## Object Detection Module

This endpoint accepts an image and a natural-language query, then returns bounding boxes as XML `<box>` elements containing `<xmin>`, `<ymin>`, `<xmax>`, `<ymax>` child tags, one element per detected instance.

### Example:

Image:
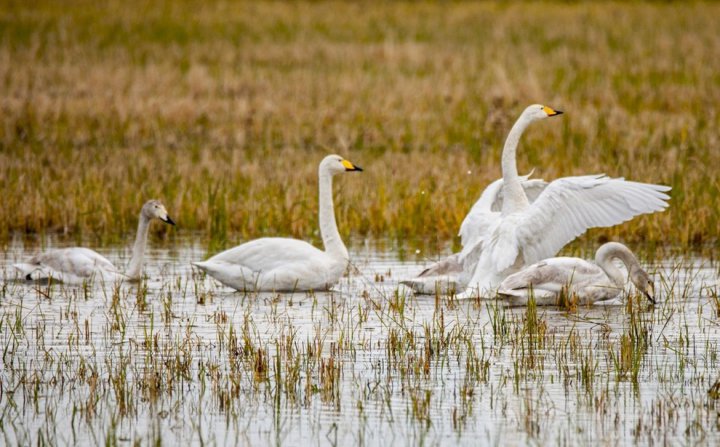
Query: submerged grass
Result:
<box><xmin>0</xmin><ymin>1</ymin><xmax>719</xmax><ymax>249</ymax></box>
<box><xmin>1</xmin><ymin>244</ymin><xmax>718</xmax><ymax>444</ymax></box>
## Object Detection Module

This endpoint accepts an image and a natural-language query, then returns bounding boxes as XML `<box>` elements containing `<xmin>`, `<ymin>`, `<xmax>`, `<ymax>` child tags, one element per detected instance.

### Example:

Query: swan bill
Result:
<box><xmin>542</xmin><ymin>106</ymin><xmax>563</xmax><ymax>116</ymax></box>
<box><xmin>643</xmin><ymin>290</ymin><xmax>657</xmax><ymax>304</ymax></box>
<box><xmin>341</xmin><ymin>160</ymin><xmax>363</xmax><ymax>172</ymax></box>
<box><xmin>162</xmin><ymin>216</ymin><xmax>176</xmax><ymax>225</ymax></box>
<box><xmin>643</xmin><ymin>282</ymin><xmax>656</xmax><ymax>304</ymax></box>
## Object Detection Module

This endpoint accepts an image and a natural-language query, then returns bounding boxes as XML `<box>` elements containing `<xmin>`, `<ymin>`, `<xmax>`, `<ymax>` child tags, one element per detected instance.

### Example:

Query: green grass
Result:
<box><xmin>1</xmin><ymin>1</ymin><xmax>718</xmax><ymax>250</ymax></box>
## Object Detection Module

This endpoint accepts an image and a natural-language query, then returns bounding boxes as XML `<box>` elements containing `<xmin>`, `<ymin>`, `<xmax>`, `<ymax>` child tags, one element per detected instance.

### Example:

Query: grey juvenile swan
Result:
<box><xmin>497</xmin><ymin>242</ymin><xmax>656</xmax><ymax>306</ymax></box>
<box><xmin>14</xmin><ymin>200</ymin><xmax>175</xmax><ymax>284</ymax></box>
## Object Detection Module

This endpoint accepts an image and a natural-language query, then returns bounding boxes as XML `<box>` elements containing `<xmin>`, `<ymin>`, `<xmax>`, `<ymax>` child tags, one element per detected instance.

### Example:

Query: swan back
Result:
<box><xmin>15</xmin><ymin>248</ymin><xmax>121</xmax><ymax>283</ymax></box>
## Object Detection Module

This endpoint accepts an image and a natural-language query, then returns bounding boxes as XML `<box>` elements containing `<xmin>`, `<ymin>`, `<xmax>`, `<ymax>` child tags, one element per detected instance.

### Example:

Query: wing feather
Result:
<box><xmin>511</xmin><ymin>174</ymin><xmax>670</xmax><ymax>269</ymax></box>
<box><xmin>458</xmin><ymin>176</ymin><xmax>548</xmax><ymax>267</ymax></box>
<box><xmin>29</xmin><ymin>248</ymin><xmax>119</xmax><ymax>279</ymax></box>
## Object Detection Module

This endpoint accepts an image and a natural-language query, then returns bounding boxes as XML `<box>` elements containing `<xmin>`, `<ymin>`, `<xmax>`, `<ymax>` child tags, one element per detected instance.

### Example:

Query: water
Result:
<box><xmin>1</xmin><ymin>236</ymin><xmax>719</xmax><ymax>446</ymax></box>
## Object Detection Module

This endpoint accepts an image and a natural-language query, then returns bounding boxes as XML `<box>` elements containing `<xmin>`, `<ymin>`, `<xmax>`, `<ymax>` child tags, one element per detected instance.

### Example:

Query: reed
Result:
<box><xmin>1</xmin><ymin>1</ymin><xmax>718</xmax><ymax>253</ymax></box>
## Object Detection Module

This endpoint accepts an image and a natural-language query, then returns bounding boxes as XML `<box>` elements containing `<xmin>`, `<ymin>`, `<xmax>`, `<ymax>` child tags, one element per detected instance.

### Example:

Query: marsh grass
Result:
<box><xmin>1</xmin><ymin>1</ymin><xmax>719</xmax><ymax>251</ymax></box>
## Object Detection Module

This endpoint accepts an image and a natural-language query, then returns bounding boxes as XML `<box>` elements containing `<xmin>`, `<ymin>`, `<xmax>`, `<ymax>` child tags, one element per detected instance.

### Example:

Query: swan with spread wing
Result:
<box><xmin>457</xmin><ymin>104</ymin><xmax>670</xmax><ymax>297</ymax></box>
<box><xmin>402</xmin><ymin>104</ymin><xmax>670</xmax><ymax>297</ymax></box>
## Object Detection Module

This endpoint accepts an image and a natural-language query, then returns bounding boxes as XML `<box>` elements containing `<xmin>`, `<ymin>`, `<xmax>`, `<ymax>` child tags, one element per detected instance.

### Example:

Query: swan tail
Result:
<box><xmin>192</xmin><ymin>261</ymin><xmax>230</xmax><ymax>278</ymax></box>
<box><xmin>191</xmin><ymin>261</ymin><xmax>210</xmax><ymax>272</ymax></box>
<box><xmin>416</xmin><ymin>255</ymin><xmax>463</xmax><ymax>277</ymax></box>
<box><xmin>13</xmin><ymin>263</ymin><xmax>43</xmax><ymax>280</ymax></box>
<box><xmin>400</xmin><ymin>277</ymin><xmax>463</xmax><ymax>295</ymax></box>
<box><xmin>192</xmin><ymin>260</ymin><xmax>259</xmax><ymax>291</ymax></box>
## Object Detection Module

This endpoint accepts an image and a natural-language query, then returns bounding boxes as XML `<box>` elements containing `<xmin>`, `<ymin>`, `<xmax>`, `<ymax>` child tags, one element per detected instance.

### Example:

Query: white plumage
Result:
<box><xmin>193</xmin><ymin>154</ymin><xmax>362</xmax><ymax>292</ymax></box>
<box><xmin>404</xmin><ymin>104</ymin><xmax>670</xmax><ymax>297</ymax></box>
<box><xmin>400</xmin><ymin>174</ymin><xmax>545</xmax><ymax>294</ymax></box>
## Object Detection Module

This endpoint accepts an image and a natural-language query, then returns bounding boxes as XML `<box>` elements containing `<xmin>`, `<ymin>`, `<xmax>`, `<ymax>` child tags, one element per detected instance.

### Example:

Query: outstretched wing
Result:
<box><xmin>491</xmin><ymin>174</ymin><xmax>670</xmax><ymax>272</ymax></box>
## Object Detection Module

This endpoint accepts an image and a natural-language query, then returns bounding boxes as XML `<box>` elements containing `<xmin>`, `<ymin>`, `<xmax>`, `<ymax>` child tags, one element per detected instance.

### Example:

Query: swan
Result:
<box><xmin>455</xmin><ymin>104</ymin><xmax>671</xmax><ymax>298</ymax></box>
<box><xmin>400</xmin><ymin>173</ymin><xmax>547</xmax><ymax>294</ymax></box>
<box><xmin>14</xmin><ymin>200</ymin><xmax>175</xmax><ymax>284</ymax></box>
<box><xmin>497</xmin><ymin>242</ymin><xmax>656</xmax><ymax>306</ymax></box>
<box><xmin>192</xmin><ymin>154</ymin><xmax>362</xmax><ymax>292</ymax></box>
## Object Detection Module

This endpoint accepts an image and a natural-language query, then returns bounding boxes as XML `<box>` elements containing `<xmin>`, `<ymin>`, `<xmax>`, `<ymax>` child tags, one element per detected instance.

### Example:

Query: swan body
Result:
<box><xmin>193</xmin><ymin>154</ymin><xmax>362</xmax><ymax>292</ymax></box>
<box><xmin>497</xmin><ymin>242</ymin><xmax>656</xmax><ymax>306</ymax></box>
<box><xmin>401</xmin><ymin>174</ymin><xmax>546</xmax><ymax>294</ymax></box>
<box><xmin>193</xmin><ymin>238</ymin><xmax>347</xmax><ymax>292</ymax></box>
<box><xmin>14</xmin><ymin>200</ymin><xmax>175</xmax><ymax>284</ymax></box>
<box><xmin>14</xmin><ymin>248</ymin><xmax>123</xmax><ymax>284</ymax></box>
<box><xmin>400</xmin><ymin>253</ymin><xmax>463</xmax><ymax>295</ymax></box>
<box><xmin>457</xmin><ymin>105</ymin><xmax>671</xmax><ymax>298</ymax></box>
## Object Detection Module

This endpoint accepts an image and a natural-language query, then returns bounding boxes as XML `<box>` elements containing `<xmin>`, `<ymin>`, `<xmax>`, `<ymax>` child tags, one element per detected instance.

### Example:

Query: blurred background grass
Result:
<box><xmin>1</xmin><ymin>1</ymin><xmax>718</xmax><ymax>253</ymax></box>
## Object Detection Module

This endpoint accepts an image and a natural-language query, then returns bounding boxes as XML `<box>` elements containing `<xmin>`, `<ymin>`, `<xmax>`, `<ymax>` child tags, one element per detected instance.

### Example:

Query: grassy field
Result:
<box><xmin>1</xmin><ymin>1</ymin><xmax>718</xmax><ymax>251</ymax></box>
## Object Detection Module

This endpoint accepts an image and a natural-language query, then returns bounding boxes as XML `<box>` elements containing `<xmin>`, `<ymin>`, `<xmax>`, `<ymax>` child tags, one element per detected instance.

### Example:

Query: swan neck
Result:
<box><xmin>126</xmin><ymin>213</ymin><xmax>151</xmax><ymax>280</ymax></box>
<box><xmin>501</xmin><ymin>115</ymin><xmax>532</xmax><ymax>213</ymax></box>
<box><xmin>318</xmin><ymin>170</ymin><xmax>348</xmax><ymax>260</ymax></box>
<box><xmin>596</xmin><ymin>243</ymin><xmax>638</xmax><ymax>287</ymax></box>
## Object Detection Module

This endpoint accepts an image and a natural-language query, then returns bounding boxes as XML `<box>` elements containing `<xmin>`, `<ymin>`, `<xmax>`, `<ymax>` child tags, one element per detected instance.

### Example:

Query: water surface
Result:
<box><xmin>1</xmin><ymin>237</ymin><xmax>719</xmax><ymax>446</ymax></box>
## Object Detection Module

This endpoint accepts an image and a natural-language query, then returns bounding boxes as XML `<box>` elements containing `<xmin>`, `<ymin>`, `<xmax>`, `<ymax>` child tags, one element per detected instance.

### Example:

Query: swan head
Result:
<box><xmin>321</xmin><ymin>154</ymin><xmax>363</xmax><ymax>176</ymax></box>
<box><xmin>629</xmin><ymin>266</ymin><xmax>656</xmax><ymax>304</ymax></box>
<box><xmin>142</xmin><ymin>200</ymin><xmax>176</xmax><ymax>225</ymax></box>
<box><xmin>522</xmin><ymin>104</ymin><xmax>563</xmax><ymax>122</ymax></box>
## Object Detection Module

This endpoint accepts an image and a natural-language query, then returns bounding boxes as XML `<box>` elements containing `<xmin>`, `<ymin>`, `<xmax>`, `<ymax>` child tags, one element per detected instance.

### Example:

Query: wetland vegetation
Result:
<box><xmin>1</xmin><ymin>241</ymin><xmax>719</xmax><ymax>444</ymax></box>
<box><xmin>1</xmin><ymin>1</ymin><xmax>719</xmax><ymax>248</ymax></box>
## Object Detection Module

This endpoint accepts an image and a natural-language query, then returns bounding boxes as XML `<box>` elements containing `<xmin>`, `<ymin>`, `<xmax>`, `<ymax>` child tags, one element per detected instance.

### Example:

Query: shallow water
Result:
<box><xmin>1</xmin><ymin>236</ymin><xmax>719</xmax><ymax>446</ymax></box>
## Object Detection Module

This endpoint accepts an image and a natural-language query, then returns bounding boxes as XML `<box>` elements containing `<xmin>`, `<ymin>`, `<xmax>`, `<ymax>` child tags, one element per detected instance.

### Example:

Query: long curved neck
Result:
<box><xmin>501</xmin><ymin>114</ymin><xmax>533</xmax><ymax>214</ymax></box>
<box><xmin>318</xmin><ymin>170</ymin><xmax>349</xmax><ymax>261</ymax></box>
<box><xmin>125</xmin><ymin>213</ymin><xmax>151</xmax><ymax>280</ymax></box>
<box><xmin>595</xmin><ymin>243</ymin><xmax>638</xmax><ymax>288</ymax></box>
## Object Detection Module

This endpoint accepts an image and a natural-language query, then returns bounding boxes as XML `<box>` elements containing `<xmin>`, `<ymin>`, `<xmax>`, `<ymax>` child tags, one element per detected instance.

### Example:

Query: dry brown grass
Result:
<box><xmin>1</xmin><ymin>1</ymin><xmax>718</xmax><ymax>250</ymax></box>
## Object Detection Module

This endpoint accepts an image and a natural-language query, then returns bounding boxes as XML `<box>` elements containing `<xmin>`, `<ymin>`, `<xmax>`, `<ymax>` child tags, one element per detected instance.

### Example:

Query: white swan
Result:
<box><xmin>497</xmin><ymin>242</ymin><xmax>656</xmax><ymax>306</ymax></box>
<box><xmin>455</xmin><ymin>104</ymin><xmax>671</xmax><ymax>298</ymax></box>
<box><xmin>400</xmin><ymin>173</ymin><xmax>547</xmax><ymax>294</ymax></box>
<box><xmin>14</xmin><ymin>200</ymin><xmax>175</xmax><ymax>284</ymax></box>
<box><xmin>193</xmin><ymin>154</ymin><xmax>362</xmax><ymax>292</ymax></box>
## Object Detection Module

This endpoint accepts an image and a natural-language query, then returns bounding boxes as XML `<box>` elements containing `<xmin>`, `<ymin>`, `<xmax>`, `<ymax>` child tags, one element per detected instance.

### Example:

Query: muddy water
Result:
<box><xmin>1</xmin><ymin>236</ymin><xmax>719</xmax><ymax>445</ymax></box>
